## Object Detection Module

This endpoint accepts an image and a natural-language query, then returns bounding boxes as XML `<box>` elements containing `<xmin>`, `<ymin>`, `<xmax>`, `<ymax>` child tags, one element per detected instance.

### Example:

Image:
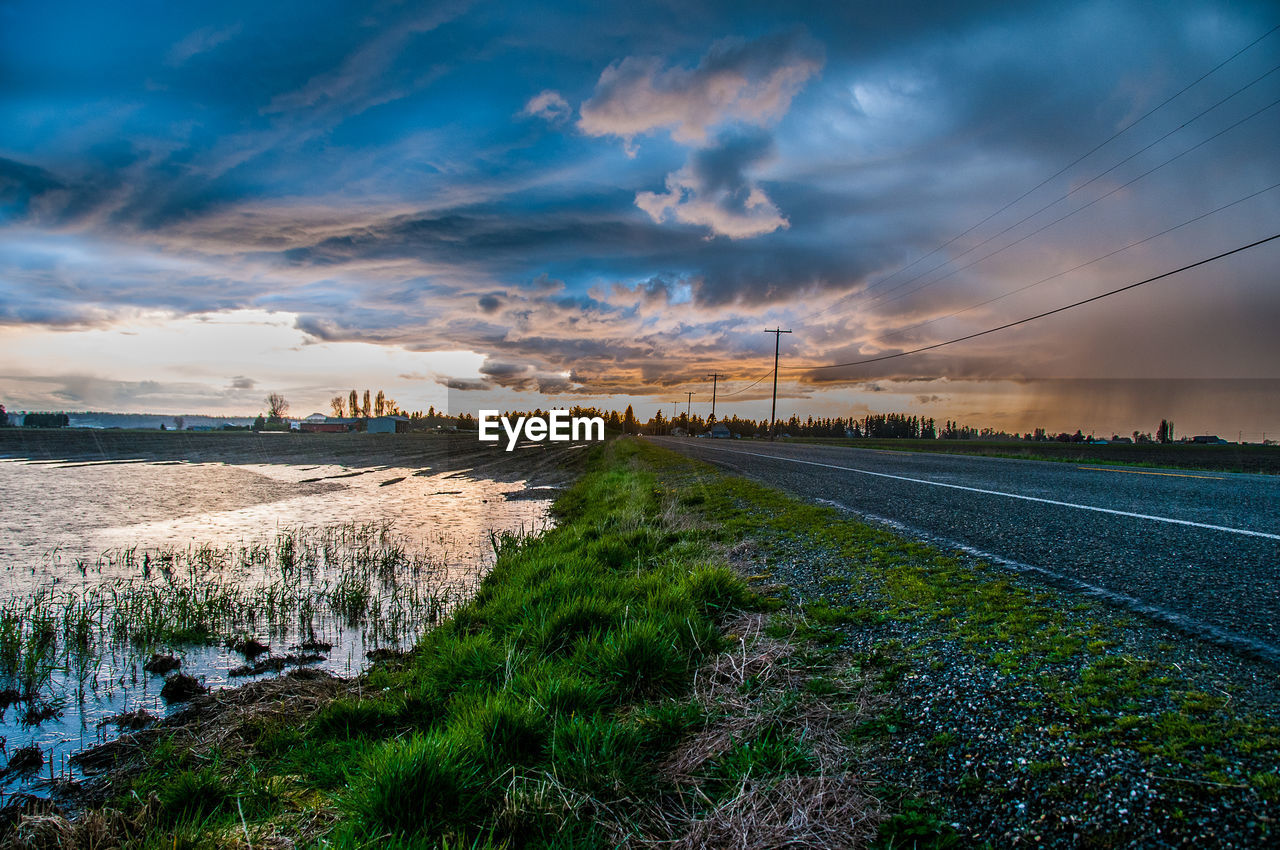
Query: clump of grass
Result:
<box><xmin>158</xmin><ymin>766</ymin><xmax>229</xmax><ymax>822</ymax></box>
<box><xmin>598</xmin><ymin>618</ymin><xmax>689</xmax><ymax>700</ymax></box>
<box><xmin>344</xmin><ymin>732</ymin><xmax>497</xmax><ymax>840</ymax></box>
<box><xmin>96</xmin><ymin>440</ymin><xmax>756</xmax><ymax>846</ymax></box>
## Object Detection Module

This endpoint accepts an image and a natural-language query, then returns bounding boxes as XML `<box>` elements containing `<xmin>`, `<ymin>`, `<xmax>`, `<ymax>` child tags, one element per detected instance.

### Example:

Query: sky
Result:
<box><xmin>1</xmin><ymin>0</ymin><xmax>1278</xmax><ymax>437</ymax></box>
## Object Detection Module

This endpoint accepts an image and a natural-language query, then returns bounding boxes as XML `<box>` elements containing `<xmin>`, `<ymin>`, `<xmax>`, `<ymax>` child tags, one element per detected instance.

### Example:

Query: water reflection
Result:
<box><xmin>0</xmin><ymin>457</ymin><xmax>551</xmax><ymax>796</ymax></box>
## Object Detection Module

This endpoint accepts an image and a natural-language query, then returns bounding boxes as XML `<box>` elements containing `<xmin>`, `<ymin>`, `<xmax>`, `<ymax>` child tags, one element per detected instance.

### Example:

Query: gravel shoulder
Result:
<box><xmin>647</xmin><ymin>441</ymin><xmax>1280</xmax><ymax>847</ymax></box>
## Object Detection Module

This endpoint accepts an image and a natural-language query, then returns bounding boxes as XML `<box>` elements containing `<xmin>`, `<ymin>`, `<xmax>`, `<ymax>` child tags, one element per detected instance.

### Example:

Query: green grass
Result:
<box><xmin>48</xmin><ymin>436</ymin><xmax>1280</xmax><ymax>848</ymax></box>
<box><xmin>102</xmin><ymin>439</ymin><xmax>755</xmax><ymax>847</ymax></box>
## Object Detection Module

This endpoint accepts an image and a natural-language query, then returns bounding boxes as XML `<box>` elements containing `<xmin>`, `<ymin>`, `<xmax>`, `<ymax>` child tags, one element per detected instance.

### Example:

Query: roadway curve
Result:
<box><xmin>652</xmin><ymin>437</ymin><xmax>1280</xmax><ymax>661</ymax></box>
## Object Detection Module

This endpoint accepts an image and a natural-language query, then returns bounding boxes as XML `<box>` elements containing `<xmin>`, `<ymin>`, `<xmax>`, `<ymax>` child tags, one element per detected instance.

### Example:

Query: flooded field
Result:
<box><xmin>0</xmin><ymin>432</ymin><xmax>567</xmax><ymax>797</ymax></box>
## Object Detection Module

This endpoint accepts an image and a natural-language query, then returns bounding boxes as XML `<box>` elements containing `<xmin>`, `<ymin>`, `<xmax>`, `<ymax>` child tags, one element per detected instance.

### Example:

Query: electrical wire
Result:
<box><xmin>717</xmin><ymin>371</ymin><xmax>774</xmax><ymax>397</ymax></box>
<box><xmin>801</xmin><ymin>22</ymin><xmax>1280</xmax><ymax>322</ymax></box>
<box><xmin>865</xmin><ymin>180</ymin><xmax>1280</xmax><ymax>345</ymax></box>
<box><xmin>855</xmin><ymin>73</ymin><xmax>1280</xmax><ymax>313</ymax></box>
<box><xmin>800</xmin><ymin>231</ymin><xmax>1280</xmax><ymax>372</ymax></box>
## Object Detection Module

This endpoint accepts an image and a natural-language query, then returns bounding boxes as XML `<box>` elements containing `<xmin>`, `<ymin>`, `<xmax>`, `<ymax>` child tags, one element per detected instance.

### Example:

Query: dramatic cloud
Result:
<box><xmin>636</xmin><ymin>130</ymin><xmax>788</xmax><ymax>238</ymax></box>
<box><xmin>0</xmin><ymin>0</ymin><xmax>1276</xmax><ymax>433</ymax></box>
<box><xmin>578</xmin><ymin>30</ymin><xmax>823</xmax><ymax>146</ymax></box>
<box><xmin>578</xmin><ymin>31</ymin><xmax>821</xmax><ymax>237</ymax></box>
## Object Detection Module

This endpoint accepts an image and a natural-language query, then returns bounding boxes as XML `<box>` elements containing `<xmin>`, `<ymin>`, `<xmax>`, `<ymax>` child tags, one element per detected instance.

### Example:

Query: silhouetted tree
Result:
<box><xmin>266</xmin><ymin>393</ymin><xmax>289</xmax><ymax>420</ymax></box>
<box><xmin>349</xmin><ymin>390</ymin><xmax>359</xmax><ymax>418</ymax></box>
<box><xmin>362</xmin><ymin>390</ymin><xmax>372</xmax><ymax>418</ymax></box>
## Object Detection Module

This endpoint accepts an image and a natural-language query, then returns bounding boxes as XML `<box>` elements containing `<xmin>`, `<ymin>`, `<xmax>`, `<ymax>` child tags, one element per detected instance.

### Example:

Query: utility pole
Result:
<box><xmin>763</xmin><ymin>328</ymin><xmax>792</xmax><ymax>440</ymax></box>
<box><xmin>707</xmin><ymin>373</ymin><xmax>723</xmax><ymax>421</ymax></box>
<box><xmin>684</xmin><ymin>392</ymin><xmax>695</xmax><ymax>428</ymax></box>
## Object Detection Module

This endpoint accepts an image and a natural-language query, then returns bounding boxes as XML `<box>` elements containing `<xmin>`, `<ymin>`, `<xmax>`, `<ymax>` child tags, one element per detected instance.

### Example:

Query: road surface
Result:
<box><xmin>653</xmin><ymin>437</ymin><xmax>1280</xmax><ymax>661</ymax></box>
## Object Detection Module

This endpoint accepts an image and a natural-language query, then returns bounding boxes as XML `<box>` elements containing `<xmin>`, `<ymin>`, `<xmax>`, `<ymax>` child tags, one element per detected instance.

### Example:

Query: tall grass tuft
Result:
<box><xmin>346</xmin><ymin>732</ymin><xmax>496</xmax><ymax>840</ymax></box>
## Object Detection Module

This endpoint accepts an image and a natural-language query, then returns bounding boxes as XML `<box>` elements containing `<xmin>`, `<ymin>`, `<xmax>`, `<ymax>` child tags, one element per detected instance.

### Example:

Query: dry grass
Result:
<box><xmin>0</xmin><ymin>793</ymin><xmax>158</xmax><ymax>850</ymax></box>
<box><xmin>668</xmin><ymin>613</ymin><xmax>876</xmax><ymax>782</ymax></box>
<box><xmin>648</xmin><ymin>613</ymin><xmax>884</xmax><ymax>849</ymax></box>
<box><xmin>671</xmin><ymin>774</ymin><xmax>880</xmax><ymax>850</ymax></box>
<box><xmin>74</xmin><ymin>671</ymin><xmax>353</xmax><ymax>780</ymax></box>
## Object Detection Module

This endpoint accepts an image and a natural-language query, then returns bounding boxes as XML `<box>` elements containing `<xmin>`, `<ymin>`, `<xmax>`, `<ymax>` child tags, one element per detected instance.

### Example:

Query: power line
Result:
<box><xmin>718</xmin><ymin>371</ymin><xmax>774</xmax><ymax>397</ymax></box>
<box><xmin>856</xmin><ymin>72</ymin><xmax>1280</xmax><ymax>314</ymax></box>
<box><xmin>801</xmin><ymin>232</ymin><xmax>1280</xmax><ymax>372</ymax></box>
<box><xmin>862</xmin><ymin>92</ymin><xmax>1280</xmax><ymax>317</ymax></box>
<box><xmin>802</xmin><ymin>22</ymin><xmax>1280</xmax><ymax>323</ymax></box>
<box><xmin>865</xmin><ymin>180</ymin><xmax>1280</xmax><ymax>346</ymax></box>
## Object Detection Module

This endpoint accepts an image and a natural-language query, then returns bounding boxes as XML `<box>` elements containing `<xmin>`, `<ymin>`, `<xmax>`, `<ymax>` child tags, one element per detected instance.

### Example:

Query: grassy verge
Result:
<box><xmin>24</xmin><ymin>439</ymin><xmax>777</xmax><ymax>847</ymax></box>
<box><xmin>13</xmin><ymin>438</ymin><xmax>1278</xmax><ymax>847</ymax></box>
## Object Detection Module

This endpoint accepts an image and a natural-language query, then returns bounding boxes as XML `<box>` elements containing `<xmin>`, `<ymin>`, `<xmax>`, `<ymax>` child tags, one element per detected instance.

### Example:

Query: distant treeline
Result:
<box><xmin>0</xmin><ymin>400</ymin><xmax>1216</xmax><ymax>447</ymax></box>
<box><xmin>642</xmin><ymin>411</ymin><xmax>944</xmax><ymax>439</ymax></box>
<box><xmin>4</xmin><ymin>411</ymin><xmax>70</xmax><ymax>428</ymax></box>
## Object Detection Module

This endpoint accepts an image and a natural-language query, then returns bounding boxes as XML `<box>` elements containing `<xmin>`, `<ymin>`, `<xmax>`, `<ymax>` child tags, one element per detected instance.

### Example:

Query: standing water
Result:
<box><xmin>0</xmin><ymin>444</ymin><xmax>555</xmax><ymax>796</ymax></box>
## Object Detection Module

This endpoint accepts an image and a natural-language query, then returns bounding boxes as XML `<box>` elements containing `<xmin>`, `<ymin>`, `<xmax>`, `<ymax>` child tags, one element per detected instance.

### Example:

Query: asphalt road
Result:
<box><xmin>653</xmin><ymin>437</ymin><xmax>1280</xmax><ymax>660</ymax></box>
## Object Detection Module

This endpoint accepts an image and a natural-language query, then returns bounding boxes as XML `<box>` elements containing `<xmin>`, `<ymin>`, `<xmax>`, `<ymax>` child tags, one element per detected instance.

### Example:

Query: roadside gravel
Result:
<box><xmin>656</xmin><ymin>451</ymin><xmax>1280</xmax><ymax>848</ymax></box>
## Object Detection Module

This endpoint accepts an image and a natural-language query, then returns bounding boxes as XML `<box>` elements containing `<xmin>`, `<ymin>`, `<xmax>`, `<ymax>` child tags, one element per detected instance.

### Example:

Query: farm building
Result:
<box><xmin>301</xmin><ymin>417</ymin><xmax>359</xmax><ymax>433</ymax></box>
<box><xmin>367</xmin><ymin>415</ymin><xmax>410</xmax><ymax>434</ymax></box>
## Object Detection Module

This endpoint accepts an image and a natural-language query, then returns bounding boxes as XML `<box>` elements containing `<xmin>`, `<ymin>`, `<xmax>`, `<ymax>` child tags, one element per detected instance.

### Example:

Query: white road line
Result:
<box><xmin>686</xmin><ymin>443</ymin><xmax>1280</xmax><ymax>541</ymax></box>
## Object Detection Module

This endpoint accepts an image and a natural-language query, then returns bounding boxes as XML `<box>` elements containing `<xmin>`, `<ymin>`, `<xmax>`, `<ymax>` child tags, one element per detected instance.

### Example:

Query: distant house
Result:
<box><xmin>671</xmin><ymin>426</ymin><xmax>688</xmax><ymax>437</ymax></box>
<box><xmin>1191</xmin><ymin>435</ymin><xmax>1228</xmax><ymax>445</ymax></box>
<box><xmin>303</xmin><ymin>413</ymin><xmax>328</xmax><ymax>422</ymax></box>
<box><xmin>1110</xmin><ymin>436</ymin><xmax>1133</xmax><ymax>444</ymax></box>
<box><xmin>710</xmin><ymin>422</ymin><xmax>732</xmax><ymax>439</ymax></box>
<box><xmin>367</xmin><ymin>415</ymin><xmax>410</xmax><ymax>434</ymax></box>
<box><xmin>301</xmin><ymin>417</ymin><xmax>359</xmax><ymax>433</ymax></box>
